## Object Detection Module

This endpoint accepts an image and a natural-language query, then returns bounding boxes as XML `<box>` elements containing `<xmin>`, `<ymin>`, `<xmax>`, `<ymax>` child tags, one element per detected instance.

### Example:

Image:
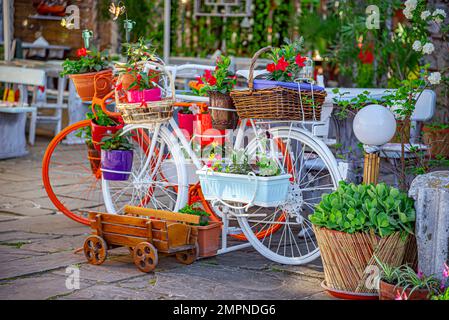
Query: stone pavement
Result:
<box><xmin>0</xmin><ymin>138</ymin><xmax>332</xmax><ymax>300</ymax></box>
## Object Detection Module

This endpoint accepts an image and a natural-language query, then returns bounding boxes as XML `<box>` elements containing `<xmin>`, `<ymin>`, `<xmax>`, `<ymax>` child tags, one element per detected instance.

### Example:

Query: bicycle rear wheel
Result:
<box><xmin>42</xmin><ymin>120</ymin><xmax>104</xmax><ymax>225</ymax></box>
<box><xmin>235</xmin><ymin>127</ymin><xmax>342</xmax><ymax>264</ymax></box>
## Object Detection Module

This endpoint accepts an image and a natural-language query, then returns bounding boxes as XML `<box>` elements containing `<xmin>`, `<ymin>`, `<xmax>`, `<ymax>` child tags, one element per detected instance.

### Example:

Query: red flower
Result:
<box><xmin>204</xmin><ymin>70</ymin><xmax>213</xmax><ymax>80</ymax></box>
<box><xmin>295</xmin><ymin>54</ymin><xmax>307</xmax><ymax>67</ymax></box>
<box><xmin>208</xmin><ymin>76</ymin><xmax>217</xmax><ymax>86</ymax></box>
<box><xmin>267</xmin><ymin>63</ymin><xmax>276</xmax><ymax>73</ymax></box>
<box><xmin>76</xmin><ymin>47</ymin><xmax>87</xmax><ymax>57</ymax></box>
<box><xmin>196</xmin><ymin>76</ymin><xmax>204</xmax><ymax>85</ymax></box>
<box><xmin>136</xmin><ymin>73</ymin><xmax>142</xmax><ymax>82</ymax></box>
<box><xmin>275</xmin><ymin>57</ymin><xmax>289</xmax><ymax>72</ymax></box>
<box><xmin>115</xmin><ymin>82</ymin><xmax>123</xmax><ymax>91</ymax></box>
<box><xmin>358</xmin><ymin>48</ymin><xmax>374</xmax><ymax>64</ymax></box>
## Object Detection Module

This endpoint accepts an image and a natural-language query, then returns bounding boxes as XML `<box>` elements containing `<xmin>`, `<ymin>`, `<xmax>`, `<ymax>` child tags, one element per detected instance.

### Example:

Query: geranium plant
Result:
<box><xmin>198</xmin><ymin>55</ymin><xmax>236</xmax><ymax>95</ymax></box>
<box><xmin>124</xmin><ymin>69</ymin><xmax>158</xmax><ymax>91</ymax></box>
<box><xmin>60</xmin><ymin>47</ymin><xmax>110</xmax><ymax>76</ymax></box>
<box><xmin>265</xmin><ymin>37</ymin><xmax>307</xmax><ymax>82</ymax></box>
<box><xmin>179</xmin><ymin>203</ymin><xmax>210</xmax><ymax>226</ymax></box>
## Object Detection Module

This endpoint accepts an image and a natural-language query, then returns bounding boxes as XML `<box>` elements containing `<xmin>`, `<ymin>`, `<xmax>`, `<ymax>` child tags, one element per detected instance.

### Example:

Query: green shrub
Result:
<box><xmin>309</xmin><ymin>182</ymin><xmax>415</xmax><ymax>237</ymax></box>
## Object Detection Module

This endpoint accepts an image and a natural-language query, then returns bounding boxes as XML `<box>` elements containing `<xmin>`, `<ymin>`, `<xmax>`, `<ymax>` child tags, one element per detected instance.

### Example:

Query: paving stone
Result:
<box><xmin>20</xmin><ymin>234</ymin><xmax>87</xmax><ymax>253</ymax></box>
<box><xmin>0</xmin><ymin>246</ymin><xmax>47</xmax><ymax>263</ymax></box>
<box><xmin>0</xmin><ymin>251</ymin><xmax>85</xmax><ymax>280</ymax></box>
<box><xmin>0</xmin><ymin>214</ymin><xmax>88</xmax><ymax>236</ymax></box>
<box><xmin>0</xmin><ymin>207</ymin><xmax>55</xmax><ymax>217</ymax></box>
<box><xmin>58</xmin><ymin>284</ymin><xmax>166</xmax><ymax>300</ymax></box>
<box><xmin>0</xmin><ymin>273</ymin><xmax>94</xmax><ymax>300</ymax></box>
<box><xmin>0</xmin><ymin>231</ymin><xmax>60</xmax><ymax>244</ymax></box>
<box><xmin>119</xmin><ymin>263</ymin><xmax>325</xmax><ymax>300</ymax></box>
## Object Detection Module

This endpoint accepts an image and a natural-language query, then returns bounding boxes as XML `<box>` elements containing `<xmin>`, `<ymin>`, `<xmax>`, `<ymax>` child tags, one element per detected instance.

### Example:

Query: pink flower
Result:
<box><xmin>395</xmin><ymin>290</ymin><xmax>408</xmax><ymax>300</ymax></box>
<box><xmin>417</xmin><ymin>270</ymin><xmax>424</xmax><ymax>279</ymax></box>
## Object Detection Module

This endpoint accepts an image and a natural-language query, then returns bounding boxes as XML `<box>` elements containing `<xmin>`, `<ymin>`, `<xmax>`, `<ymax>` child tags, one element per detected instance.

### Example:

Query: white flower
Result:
<box><xmin>422</xmin><ymin>42</ymin><xmax>435</xmax><ymax>54</ymax></box>
<box><xmin>412</xmin><ymin>40</ymin><xmax>422</xmax><ymax>51</ymax></box>
<box><xmin>428</xmin><ymin>72</ymin><xmax>441</xmax><ymax>85</ymax></box>
<box><xmin>421</xmin><ymin>10</ymin><xmax>431</xmax><ymax>20</ymax></box>
<box><xmin>405</xmin><ymin>0</ymin><xmax>417</xmax><ymax>10</ymax></box>
<box><xmin>403</xmin><ymin>8</ymin><xmax>413</xmax><ymax>19</ymax></box>
<box><xmin>432</xmin><ymin>9</ymin><xmax>447</xmax><ymax>23</ymax></box>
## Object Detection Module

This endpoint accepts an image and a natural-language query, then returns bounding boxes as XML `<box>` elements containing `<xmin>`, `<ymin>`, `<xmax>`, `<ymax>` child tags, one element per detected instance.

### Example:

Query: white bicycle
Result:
<box><xmin>101</xmin><ymin>63</ymin><xmax>342</xmax><ymax>265</ymax></box>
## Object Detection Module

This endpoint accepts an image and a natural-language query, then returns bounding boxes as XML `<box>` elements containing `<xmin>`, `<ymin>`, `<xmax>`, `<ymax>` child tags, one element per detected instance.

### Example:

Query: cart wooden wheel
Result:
<box><xmin>83</xmin><ymin>235</ymin><xmax>108</xmax><ymax>265</ymax></box>
<box><xmin>175</xmin><ymin>243</ymin><xmax>199</xmax><ymax>265</ymax></box>
<box><xmin>133</xmin><ymin>242</ymin><xmax>158</xmax><ymax>272</ymax></box>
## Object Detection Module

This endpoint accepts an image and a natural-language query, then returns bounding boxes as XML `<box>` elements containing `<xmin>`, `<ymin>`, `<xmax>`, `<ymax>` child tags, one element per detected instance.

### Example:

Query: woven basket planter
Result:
<box><xmin>116</xmin><ymin>63</ymin><xmax>174</xmax><ymax>125</ymax></box>
<box><xmin>313</xmin><ymin>226</ymin><xmax>411</xmax><ymax>294</ymax></box>
<box><xmin>208</xmin><ymin>91</ymin><xmax>238</xmax><ymax>130</ymax></box>
<box><xmin>230</xmin><ymin>46</ymin><xmax>326</xmax><ymax>121</ymax></box>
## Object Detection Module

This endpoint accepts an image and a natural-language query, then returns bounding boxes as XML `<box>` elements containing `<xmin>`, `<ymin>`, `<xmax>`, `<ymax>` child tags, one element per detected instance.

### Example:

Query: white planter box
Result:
<box><xmin>198</xmin><ymin>169</ymin><xmax>291</xmax><ymax>207</ymax></box>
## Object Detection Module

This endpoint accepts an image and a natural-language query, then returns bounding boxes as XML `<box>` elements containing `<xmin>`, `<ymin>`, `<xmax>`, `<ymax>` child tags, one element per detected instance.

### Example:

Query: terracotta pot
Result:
<box><xmin>208</xmin><ymin>91</ymin><xmax>238</xmax><ymax>130</ymax></box>
<box><xmin>379</xmin><ymin>280</ymin><xmax>430</xmax><ymax>300</ymax></box>
<box><xmin>195</xmin><ymin>221</ymin><xmax>222</xmax><ymax>257</ymax></box>
<box><xmin>422</xmin><ymin>126</ymin><xmax>449</xmax><ymax>158</ymax></box>
<box><xmin>120</xmin><ymin>73</ymin><xmax>138</xmax><ymax>91</ymax></box>
<box><xmin>87</xmin><ymin>144</ymin><xmax>101</xmax><ymax>175</ymax></box>
<box><xmin>69</xmin><ymin>69</ymin><xmax>113</xmax><ymax>102</ymax></box>
<box><xmin>91</xmin><ymin>120</ymin><xmax>124</xmax><ymax>152</ymax></box>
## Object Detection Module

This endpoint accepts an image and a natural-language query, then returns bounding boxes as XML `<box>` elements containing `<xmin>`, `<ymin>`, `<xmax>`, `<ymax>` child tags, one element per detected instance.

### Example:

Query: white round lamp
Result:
<box><xmin>353</xmin><ymin>104</ymin><xmax>397</xmax><ymax>146</ymax></box>
<box><xmin>352</xmin><ymin>104</ymin><xmax>397</xmax><ymax>184</ymax></box>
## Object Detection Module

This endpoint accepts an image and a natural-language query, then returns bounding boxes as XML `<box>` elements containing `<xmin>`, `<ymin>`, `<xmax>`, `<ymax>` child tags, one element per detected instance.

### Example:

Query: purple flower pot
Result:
<box><xmin>253</xmin><ymin>79</ymin><xmax>324</xmax><ymax>92</ymax></box>
<box><xmin>126</xmin><ymin>87</ymin><xmax>161</xmax><ymax>103</ymax></box>
<box><xmin>101</xmin><ymin>150</ymin><xmax>133</xmax><ymax>181</ymax></box>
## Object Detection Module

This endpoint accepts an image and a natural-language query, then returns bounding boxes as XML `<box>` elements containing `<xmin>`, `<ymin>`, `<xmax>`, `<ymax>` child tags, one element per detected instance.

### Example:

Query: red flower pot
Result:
<box><xmin>195</xmin><ymin>221</ymin><xmax>222</xmax><ymax>257</ymax></box>
<box><xmin>91</xmin><ymin>120</ymin><xmax>124</xmax><ymax>152</ymax></box>
<box><xmin>178</xmin><ymin>112</ymin><xmax>194</xmax><ymax>139</ymax></box>
<box><xmin>193</xmin><ymin>113</ymin><xmax>225</xmax><ymax>147</ymax></box>
<box><xmin>379</xmin><ymin>280</ymin><xmax>430</xmax><ymax>300</ymax></box>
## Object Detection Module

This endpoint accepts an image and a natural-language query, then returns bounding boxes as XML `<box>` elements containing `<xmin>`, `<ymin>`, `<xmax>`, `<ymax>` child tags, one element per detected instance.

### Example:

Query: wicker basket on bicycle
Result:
<box><xmin>116</xmin><ymin>62</ymin><xmax>174</xmax><ymax>124</ymax></box>
<box><xmin>230</xmin><ymin>46</ymin><xmax>326</xmax><ymax>121</ymax></box>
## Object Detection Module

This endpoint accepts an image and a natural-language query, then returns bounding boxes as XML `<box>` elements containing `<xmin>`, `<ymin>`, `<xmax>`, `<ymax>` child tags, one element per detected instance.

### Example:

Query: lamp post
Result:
<box><xmin>353</xmin><ymin>104</ymin><xmax>397</xmax><ymax>184</ymax></box>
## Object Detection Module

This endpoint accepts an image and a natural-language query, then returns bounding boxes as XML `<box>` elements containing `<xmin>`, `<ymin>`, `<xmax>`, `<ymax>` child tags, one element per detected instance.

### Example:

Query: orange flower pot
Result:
<box><xmin>69</xmin><ymin>69</ymin><xmax>113</xmax><ymax>102</ymax></box>
<box><xmin>379</xmin><ymin>280</ymin><xmax>430</xmax><ymax>300</ymax></box>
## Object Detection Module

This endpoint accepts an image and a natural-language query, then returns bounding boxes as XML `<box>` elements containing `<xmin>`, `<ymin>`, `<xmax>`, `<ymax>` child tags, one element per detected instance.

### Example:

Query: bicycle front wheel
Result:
<box><xmin>102</xmin><ymin>124</ymin><xmax>188</xmax><ymax>214</ymax></box>
<box><xmin>237</xmin><ymin>127</ymin><xmax>342</xmax><ymax>265</ymax></box>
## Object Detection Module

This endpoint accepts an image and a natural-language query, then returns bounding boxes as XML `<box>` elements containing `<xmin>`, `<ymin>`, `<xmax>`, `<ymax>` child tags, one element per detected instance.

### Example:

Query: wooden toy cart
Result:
<box><xmin>84</xmin><ymin>206</ymin><xmax>200</xmax><ymax>272</ymax></box>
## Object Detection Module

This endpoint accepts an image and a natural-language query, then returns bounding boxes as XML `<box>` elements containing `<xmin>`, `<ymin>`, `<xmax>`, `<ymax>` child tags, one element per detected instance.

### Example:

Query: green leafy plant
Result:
<box><xmin>199</xmin><ymin>55</ymin><xmax>236</xmax><ymax>95</ymax></box>
<box><xmin>376</xmin><ymin>256</ymin><xmax>446</xmax><ymax>299</ymax></box>
<box><xmin>60</xmin><ymin>47</ymin><xmax>110</xmax><ymax>76</ymax></box>
<box><xmin>127</xmin><ymin>69</ymin><xmax>158</xmax><ymax>91</ymax></box>
<box><xmin>179</xmin><ymin>203</ymin><xmax>210</xmax><ymax>226</ymax></box>
<box><xmin>309</xmin><ymin>181</ymin><xmax>415</xmax><ymax>237</ymax></box>
<box><xmin>432</xmin><ymin>287</ymin><xmax>449</xmax><ymax>300</ymax></box>
<box><xmin>75</xmin><ymin>105</ymin><xmax>118</xmax><ymax>146</ymax></box>
<box><xmin>331</xmin><ymin>88</ymin><xmax>378</xmax><ymax>119</ymax></box>
<box><xmin>423</xmin><ymin>122</ymin><xmax>449</xmax><ymax>131</ymax></box>
<box><xmin>123</xmin><ymin>37</ymin><xmax>158</xmax><ymax>64</ymax></box>
<box><xmin>100</xmin><ymin>130</ymin><xmax>133</xmax><ymax>151</ymax></box>
<box><xmin>266</xmin><ymin>37</ymin><xmax>306</xmax><ymax>82</ymax></box>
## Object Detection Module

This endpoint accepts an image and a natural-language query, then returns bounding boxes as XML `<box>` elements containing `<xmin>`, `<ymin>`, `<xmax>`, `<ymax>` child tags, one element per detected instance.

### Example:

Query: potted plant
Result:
<box><xmin>61</xmin><ymin>47</ymin><xmax>112</xmax><ymax>101</ymax></box>
<box><xmin>377</xmin><ymin>259</ymin><xmax>448</xmax><ymax>300</ymax></box>
<box><xmin>179</xmin><ymin>203</ymin><xmax>222</xmax><ymax>257</ymax></box>
<box><xmin>199</xmin><ymin>55</ymin><xmax>238</xmax><ymax>130</ymax></box>
<box><xmin>198</xmin><ymin>147</ymin><xmax>291</xmax><ymax>207</ymax></box>
<box><xmin>75</xmin><ymin>121</ymin><xmax>100</xmax><ymax>175</ymax></box>
<box><xmin>116</xmin><ymin>38</ymin><xmax>160</xmax><ymax>91</ymax></box>
<box><xmin>309</xmin><ymin>182</ymin><xmax>416</xmax><ymax>298</ymax></box>
<box><xmin>422</xmin><ymin>122</ymin><xmax>449</xmax><ymax>158</ymax></box>
<box><xmin>100</xmin><ymin>130</ymin><xmax>134</xmax><ymax>181</ymax></box>
<box><xmin>177</xmin><ymin>105</ymin><xmax>195</xmax><ymax>138</ymax></box>
<box><xmin>124</xmin><ymin>69</ymin><xmax>161</xmax><ymax>103</ymax></box>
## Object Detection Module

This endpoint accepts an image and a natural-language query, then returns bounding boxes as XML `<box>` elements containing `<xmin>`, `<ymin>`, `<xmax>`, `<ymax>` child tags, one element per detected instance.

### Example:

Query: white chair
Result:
<box><xmin>32</xmin><ymin>74</ymin><xmax>68</xmax><ymax>140</ymax></box>
<box><xmin>380</xmin><ymin>89</ymin><xmax>436</xmax><ymax>157</ymax></box>
<box><xmin>0</xmin><ymin>66</ymin><xmax>46</xmax><ymax>159</ymax></box>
